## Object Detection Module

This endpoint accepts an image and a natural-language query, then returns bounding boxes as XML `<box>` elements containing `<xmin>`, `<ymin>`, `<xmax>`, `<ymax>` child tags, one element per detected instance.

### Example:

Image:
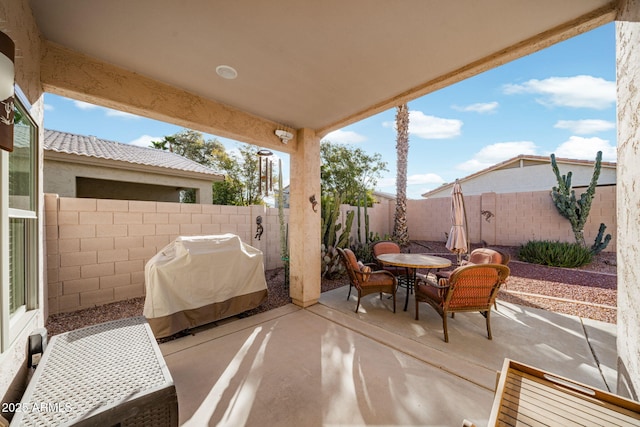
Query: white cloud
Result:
<box><xmin>227</xmin><ymin>147</ymin><xmax>242</xmax><ymax>160</ymax></box>
<box><xmin>323</xmin><ymin>129</ymin><xmax>366</xmax><ymax>144</ymax></box>
<box><xmin>554</xmin><ymin>119</ymin><xmax>615</xmax><ymax>135</ymax></box>
<box><xmin>552</xmin><ymin>136</ymin><xmax>616</xmax><ymax>161</ymax></box>
<box><xmin>407</xmin><ymin>173</ymin><xmax>444</xmax><ymax>186</ymax></box>
<box><xmin>376</xmin><ymin>174</ymin><xmax>444</xmax><ymax>197</ymax></box>
<box><xmin>383</xmin><ymin>110</ymin><xmax>463</xmax><ymax>139</ymax></box>
<box><xmin>452</xmin><ymin>101</ymin><xmax>498</xmax><ymax>114</ymax></box>
<box><xmin>456</xmin><ymin>141</ymin><xmax>538</xmax><ymax>172</ymax></box>
<box><xmin>106</xmin><ymin>109</ymin><xmax>139</xmax><ymax>119</ymax></box>
<box><xmin>410</xmin><ymin>111</ymin><xmax>462</xmax><ymax>139</ymax></box>
<box><xmin>73</xmin><ymin>100</ymin><xmax>99</xmax><ymax>110</ymax></box>
<box><xmin>129</xmin><ymin>135</ymin><xmax>161</xmax><ymax>148</ymax></box>
<box><xmin>71</xmin><ymin>99</ymin><xmax>139</xmax><ymax>119</ymax></box>
<box><xmin>503</xmin><ymin>75</ymin><xmax>615</xmax><ymax>109</ymax></box>
<box><xmin>44</xmin><ymin>103</ymin><xmax>54</xmax><ymax>111</ymax></box>
<box><xmin>376</xmin><ymin>176</ymin><xmax>396</xmax><ymax>188</ymax></box>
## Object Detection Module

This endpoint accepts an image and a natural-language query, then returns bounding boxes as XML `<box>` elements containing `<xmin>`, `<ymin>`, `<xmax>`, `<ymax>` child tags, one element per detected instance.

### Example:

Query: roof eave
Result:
<box><xmin>44</xmin><ymin>149</ymin><xmax>225</xmax><ymax>182</ymax></box>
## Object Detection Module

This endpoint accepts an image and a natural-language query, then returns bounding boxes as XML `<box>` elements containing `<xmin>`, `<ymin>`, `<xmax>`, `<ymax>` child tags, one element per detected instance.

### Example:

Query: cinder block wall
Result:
<box><xmin>340</xmin><ymin>198</ymin><xmax>394</xmax><ymax>244</ymax></box>
<box><xmin>46</xmin><ymin>187</ymin><xmax>615</xmax><ymax>316</ymax></box>
<box><xmin>45</xmin><ymin>195</ymin><xmax>288</xmax><ymax>315</ymax></box>
<box><xmin>407</xmin><ymin>186</ymin><xmax>616</xmax><ymax>251</ymax></box>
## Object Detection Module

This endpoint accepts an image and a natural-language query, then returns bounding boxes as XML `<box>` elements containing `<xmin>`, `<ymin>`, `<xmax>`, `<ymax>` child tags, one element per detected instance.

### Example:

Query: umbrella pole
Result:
<box><xmin>462</xmin><ymin>186</ymin><xmax>470</xmax><ymax>260</ymax></box>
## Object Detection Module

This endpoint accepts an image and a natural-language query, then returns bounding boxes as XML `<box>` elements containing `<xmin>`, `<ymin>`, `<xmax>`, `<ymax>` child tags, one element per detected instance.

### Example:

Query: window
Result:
<box><xmin>2</xmin><ymin>93</ymin><xmax>38</xmax><ymax>350</ymax></box>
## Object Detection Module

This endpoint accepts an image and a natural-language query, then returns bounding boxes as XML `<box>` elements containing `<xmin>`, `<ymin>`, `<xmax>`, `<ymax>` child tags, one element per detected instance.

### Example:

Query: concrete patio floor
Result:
<box><xmin>159</xmin><ymin>285</ymin><xmax>617</xmax><ymax>426</ymax></box>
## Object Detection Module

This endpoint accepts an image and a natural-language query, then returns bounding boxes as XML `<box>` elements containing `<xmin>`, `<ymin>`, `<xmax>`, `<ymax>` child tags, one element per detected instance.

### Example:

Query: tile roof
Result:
<box><xmin>44</xmin><ymin>129</ymin><xmax>223</xmax><ymax>177</ymax></box>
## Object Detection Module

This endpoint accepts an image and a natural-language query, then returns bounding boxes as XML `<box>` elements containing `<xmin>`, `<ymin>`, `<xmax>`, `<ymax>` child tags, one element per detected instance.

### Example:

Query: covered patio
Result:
<box><xmin>2</xmin><ymin>0</ymin><xmax>640</xmax><ymax>422</ymax></box>
<box><xmin>160</xmin><ymin>286</ymin><xmax>617</xmax><ymax>426</ymax></box>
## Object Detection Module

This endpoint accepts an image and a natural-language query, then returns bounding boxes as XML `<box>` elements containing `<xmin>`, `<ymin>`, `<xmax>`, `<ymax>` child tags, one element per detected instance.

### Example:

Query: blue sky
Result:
<box><xmin>43</xmin><ymin>23</ymin><xmax>616</xmax><ymax>200</ymax></box>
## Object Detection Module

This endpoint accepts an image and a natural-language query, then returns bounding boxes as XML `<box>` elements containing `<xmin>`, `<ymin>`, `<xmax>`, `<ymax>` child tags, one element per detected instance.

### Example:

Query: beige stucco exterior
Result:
<box><xmin>44</xmin><ymin>157</ymin><xmax>216</xmax><ymax>204</ymax></box>
<box><xmin>615</xmin><ymin>0</ymin><xmax>640</xmax><ymax>400</ymax></box>
<box><xmin>288</xmin><ymin>128</ymin><xmax>321</xmax><ymax>308</ymax></box>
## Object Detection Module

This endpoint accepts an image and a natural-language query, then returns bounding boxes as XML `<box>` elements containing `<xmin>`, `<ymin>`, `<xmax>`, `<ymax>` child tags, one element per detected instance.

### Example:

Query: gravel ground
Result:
<box><xmin>46</xmin><ymin>240</ymin><xmax>618</xmax><ymax>337</ymax></box>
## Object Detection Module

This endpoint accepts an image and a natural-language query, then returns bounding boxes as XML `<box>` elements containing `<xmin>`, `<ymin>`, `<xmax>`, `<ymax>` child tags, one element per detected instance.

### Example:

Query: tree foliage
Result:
<box><xmin>320</xmin><ymin>141</ymin><xmax>387</xmax><ymax>205</ymax></box>
<box><xmin>151</xmin><ymin>129</ymin><xmax>268</xmax><ymax>206</ymax></box>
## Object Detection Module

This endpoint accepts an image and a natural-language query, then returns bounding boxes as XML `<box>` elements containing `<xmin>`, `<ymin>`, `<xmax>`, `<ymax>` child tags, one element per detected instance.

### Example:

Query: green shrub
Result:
<box><xmin>518</xmin><ymin>240</ymin><xmax>593</xmax><ymax>268</ymax></box>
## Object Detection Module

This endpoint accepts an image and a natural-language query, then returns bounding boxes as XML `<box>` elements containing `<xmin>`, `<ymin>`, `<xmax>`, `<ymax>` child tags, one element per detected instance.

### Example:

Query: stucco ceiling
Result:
<box><xmin>29</xmin><ymin>0</ymin><xmax>616</xmax><ymax>137</ymax></box>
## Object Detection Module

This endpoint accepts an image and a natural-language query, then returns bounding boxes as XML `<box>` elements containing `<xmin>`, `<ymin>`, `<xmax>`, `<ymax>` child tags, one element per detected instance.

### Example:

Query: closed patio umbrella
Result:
<box><xmin>445</xmin><ymin>179</ymin><xmax>469</xmax><ymax>265</ymax></box>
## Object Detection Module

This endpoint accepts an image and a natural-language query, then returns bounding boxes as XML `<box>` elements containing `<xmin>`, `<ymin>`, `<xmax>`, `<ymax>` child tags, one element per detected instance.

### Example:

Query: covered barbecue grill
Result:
<box><xmin>144</xmin><ymin>234</ymin><xmax>268</xmax><ymax>338</ymax></box>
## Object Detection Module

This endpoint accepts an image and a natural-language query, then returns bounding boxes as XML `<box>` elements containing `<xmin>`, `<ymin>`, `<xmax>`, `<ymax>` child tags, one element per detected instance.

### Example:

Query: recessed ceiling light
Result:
<box><xmin>216</xmin><ymin>65</ymin><xmax>238</xmax><ymax>80</ymax></box>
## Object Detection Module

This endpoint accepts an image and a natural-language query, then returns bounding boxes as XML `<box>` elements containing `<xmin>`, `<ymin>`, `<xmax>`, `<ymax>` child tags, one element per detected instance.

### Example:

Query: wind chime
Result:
<box><xmin>257</xmin><ymin>149</ymin><xmax>274</xmax><ymax>196</ymax></box>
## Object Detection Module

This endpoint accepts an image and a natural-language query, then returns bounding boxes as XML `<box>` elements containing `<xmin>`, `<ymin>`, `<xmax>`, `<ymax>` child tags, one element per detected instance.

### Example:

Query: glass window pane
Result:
<box><xmin>9</xmin><ymin>110</ymin><xmax>34</xmax><ymax>211</ymax></box>
<box><xmin>9</xmin><ymin>218</ymin><xmax>26</xmax><ymax>314</ymax></box>
<box><xmin>7</xmin><ymin>95</ymin><xmax>38</xmax><ymax>319</ymax></box>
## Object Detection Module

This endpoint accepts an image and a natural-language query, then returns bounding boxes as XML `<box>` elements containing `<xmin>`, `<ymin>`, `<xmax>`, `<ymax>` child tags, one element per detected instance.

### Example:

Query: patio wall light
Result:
<box><xmin>275</xmin><ymin>129</ymin><xmax>293</xmax><ymax>144</ymax></box>
<box><xmin>0</xmin><ymin>30</ymin><xmax>14</xmax><ymax>152</ymax></box>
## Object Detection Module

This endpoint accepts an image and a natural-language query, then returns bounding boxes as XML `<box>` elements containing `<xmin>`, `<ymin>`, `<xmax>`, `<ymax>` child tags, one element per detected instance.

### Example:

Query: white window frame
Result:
<box><xmin>1</xmin><ymin>89</ymin><xmax>39</xmax><ymax>352</ymax></box>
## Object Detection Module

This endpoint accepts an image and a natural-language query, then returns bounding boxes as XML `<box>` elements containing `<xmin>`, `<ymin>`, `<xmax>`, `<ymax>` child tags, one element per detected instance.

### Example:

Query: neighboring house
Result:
<box><xmin>43</xmin><ymin>129</ymin><xmax>224</xmax><ymax>204</ymax></box>
<box><xmin>422</xmin><ymin>155</ymin><xmax>616</xmax><ymax>198</ymax></box>
<box><xmin>373</xmin><ymin>191</ymin><xmax>396</xmax><ymax>203</ymax></box>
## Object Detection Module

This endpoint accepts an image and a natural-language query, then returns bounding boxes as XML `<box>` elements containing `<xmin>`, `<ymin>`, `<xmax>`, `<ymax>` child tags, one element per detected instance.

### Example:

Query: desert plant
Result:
<box><xmin>591</xmin><ymin>223</ymin><xmax>612</xmax><ymax>255</ymax></box>
<box><xmin>550</xmin><ymin>151</ymin><xmax>603</xmax><ymax>247</ymax></box>
<box><xmin>349</xmin><ymin>232</ymin><xmax>385</xmax><ymax>264</ymax></box>
<box><xmin>518</xmin><ymin>240</ymin><xmax>592</xmax><ymax>268</ymax></box>
<box><xmin>355</xmin><ymin>190</ymin><xmax>372</xmax><ymax>245</ymax></box>
<box><xmin>321</xmin><ymin>194</ymin><xmax>354</xmax><ymax>278</ymax></box>
<box><xmin>277</xmin><ymin>159</ymin><xmax>289</xmax><ymax>288</ymax></box>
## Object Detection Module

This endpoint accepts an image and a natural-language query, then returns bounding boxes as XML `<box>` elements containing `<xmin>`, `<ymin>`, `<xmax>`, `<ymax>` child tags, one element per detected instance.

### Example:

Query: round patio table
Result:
<box><xmin>377</xmin><ymin>253</ymin><xmax>451</xmax><ymax>311</ymax></box>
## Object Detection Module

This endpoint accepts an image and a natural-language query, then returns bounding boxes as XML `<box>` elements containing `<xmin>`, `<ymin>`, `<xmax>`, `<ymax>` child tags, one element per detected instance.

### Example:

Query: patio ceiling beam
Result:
<box><xmin>315</xmin><ymin>2</ymin><xmax>618</xmax><ymax>137</ymax></box>
<box><xmin>40</xmin><ymin>41</ymin><xmax>297</xmax><ymax>153</ymax></box>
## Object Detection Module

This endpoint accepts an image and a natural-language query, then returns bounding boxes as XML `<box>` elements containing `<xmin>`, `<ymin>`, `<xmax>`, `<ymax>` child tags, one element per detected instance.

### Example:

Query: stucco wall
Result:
<box><xmin>615</xmin><ymin>2</ymin><xmax>640</xmax><ymax>401</ymax></box>
<box><xmin>76</xmin><ymin>177</ymin><xmax>182</xmax><ymax>203</ymax></box>
<box><xmin>44</xmin><ymin>159</ymin><xmax>214</xmax><ymax>203</ymax></box>
<box><xmin>44</xmin><ymin>195</ymin><xmax>288</xmax><ymax>315</ymax></box>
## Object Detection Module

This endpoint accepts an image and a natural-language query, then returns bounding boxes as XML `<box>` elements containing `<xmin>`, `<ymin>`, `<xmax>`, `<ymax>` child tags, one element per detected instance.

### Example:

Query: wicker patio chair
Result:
<box><xmin>435</xmin><ymin>248</ymin><xmax>510</xmax><ymax>310</ymax></box>
<box><xmin>372</xmin><ymin>240</ymin><xmax>405</xmax><ymax>275</ymax></box>
<box><xmin>337</xmin><ymin>247</ymin><xmax>398</xmax><ymax>313</ymax></box>
<box><xmin>415</xmin><ymin>263</ymin><xmax>510</xmax><ymax>342</ymax></box>
<box><xmin>436</xmin><ymin>247</ymin><xmax>510</xmax><ymax>280</ymax></box>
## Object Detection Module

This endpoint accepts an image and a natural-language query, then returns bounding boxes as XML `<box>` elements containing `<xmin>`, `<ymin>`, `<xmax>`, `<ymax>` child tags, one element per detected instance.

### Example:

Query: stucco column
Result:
<box><xmin>288</xmin><ymin>128</ymin><xmax>321</xmax><ymax>307</ymax></box>
<box><xmin>616</xmin><ymin>0</ymin><xmax>640</xmax><ymax>401</ymax></box>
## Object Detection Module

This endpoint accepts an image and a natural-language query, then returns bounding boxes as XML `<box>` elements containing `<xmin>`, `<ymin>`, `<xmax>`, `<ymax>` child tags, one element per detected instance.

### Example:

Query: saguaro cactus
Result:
<box><xmin>550</xmin><ymin>151</ymin><xmax>602</xmax><ymax>247</ymax></box>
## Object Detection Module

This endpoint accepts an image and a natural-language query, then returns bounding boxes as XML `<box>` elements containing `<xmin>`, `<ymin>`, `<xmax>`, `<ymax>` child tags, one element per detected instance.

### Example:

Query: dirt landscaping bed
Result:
<box><xmin>46</xmin><ymin>240</ymin><xmax>617</xmax><ymax>337</ymax></box>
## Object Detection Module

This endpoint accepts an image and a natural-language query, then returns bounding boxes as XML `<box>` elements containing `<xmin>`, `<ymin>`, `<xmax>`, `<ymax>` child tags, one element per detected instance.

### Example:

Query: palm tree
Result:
<box><xmin>149</xmin><ymin>136</ymin><xmax>177</xmax><ymax>152</ymax></box>
<box><xmin>393</xmin><ymin>103</ymin><xmax>410</xmax><ymax>247</ymax></box>
<box><xmin>150</xmin><ymin>140</ymin><xmax>168</xmax><ymax>150</ymax></box>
